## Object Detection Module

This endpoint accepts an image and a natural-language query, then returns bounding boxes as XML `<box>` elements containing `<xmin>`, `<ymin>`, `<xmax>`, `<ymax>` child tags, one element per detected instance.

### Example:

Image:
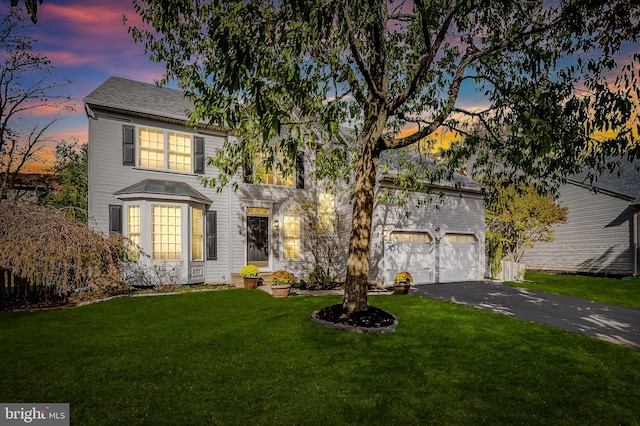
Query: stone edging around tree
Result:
<box><xmin>310</xmin><ymin>310</ymin><xmax>398</xmax><ymax>334</ymax></box>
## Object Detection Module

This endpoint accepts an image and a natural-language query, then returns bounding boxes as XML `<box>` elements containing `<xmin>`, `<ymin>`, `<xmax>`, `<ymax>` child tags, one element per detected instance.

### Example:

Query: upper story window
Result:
<box><xmin>253</xmin><ymin>152</ymin><xmax>294</xmax><ymax>187</ymax></box>
<box><xmin>139</xmin><ymin>127</ymin><xmax>191</xmax><ymax>172</ymax></box>
<box><xmin>244</xmin><ymin>150</ymin><xmax>305</xmax><ymax>189</ymax></box>
<box><xmin>122</xmin><ymin>125</ymin><xmax>205</xmax><ymax>174</ymax></box>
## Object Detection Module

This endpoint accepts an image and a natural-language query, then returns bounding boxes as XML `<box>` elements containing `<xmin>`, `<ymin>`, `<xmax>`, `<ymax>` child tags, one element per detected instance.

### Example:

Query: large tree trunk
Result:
<box><xmin>343</xmin><ymin>118</ymin><xmax>384</xmax><ymax>313</ymax></box>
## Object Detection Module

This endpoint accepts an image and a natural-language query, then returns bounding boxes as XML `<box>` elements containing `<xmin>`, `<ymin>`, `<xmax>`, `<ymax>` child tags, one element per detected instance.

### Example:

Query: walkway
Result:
<box><xmin>410</xmin><ymin>281</ymin><xmax>640</xmax><ymax>349</ymax></box>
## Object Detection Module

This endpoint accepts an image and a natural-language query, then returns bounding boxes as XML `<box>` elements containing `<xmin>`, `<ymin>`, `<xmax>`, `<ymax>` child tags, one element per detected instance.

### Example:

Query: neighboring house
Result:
<box><xmin>522</xmin><ymin>160</ymin><xmax>640</xmax><ymax>277</ymax></box>
<box><xmin>0</xmin><ymin>173</ymin><xmax>52</xmax><ymax>204</ymax></box>
<box><xmin>84</xmin><ymin>76</ymin><xmax>485</xmax><ymax>286</ymax></box>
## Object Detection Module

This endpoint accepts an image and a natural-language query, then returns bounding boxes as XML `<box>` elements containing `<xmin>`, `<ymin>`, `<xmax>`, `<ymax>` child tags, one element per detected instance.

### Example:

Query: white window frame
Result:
<box><xmin>253</xmin><ymin>151</ymin><xmax>295</xmax><ymax>187</ymax></box>
<box><xmin>137</xmin><ymin>126</ymin><xmax>193</xmax><ymax>173</ymax></box>
<box><xmin>191</xmin><ymin>206</ymin><xmax>204</xmax><ymax>262</ymax></box>
<box><xmin>280</xmin><ymin>201</ymin><xmax>302</xmax><ymax>260</ymax></box>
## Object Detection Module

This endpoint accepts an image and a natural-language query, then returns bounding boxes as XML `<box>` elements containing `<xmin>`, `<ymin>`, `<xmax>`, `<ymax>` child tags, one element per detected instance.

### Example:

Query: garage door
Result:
<box><xmin>384</xmin><ymin>232</ymin><xmax>434</xmax><ymax>285</ymax></box>
<box><xmin>440</xmin><ymin>233</ymin><xmax>477</xmax><ymax>283</ymax></box>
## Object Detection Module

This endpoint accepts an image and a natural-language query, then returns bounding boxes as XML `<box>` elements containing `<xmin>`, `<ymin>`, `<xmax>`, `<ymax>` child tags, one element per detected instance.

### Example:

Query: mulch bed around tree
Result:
<box><xmin>312</xmin><ymin>303</ymin><xmax>398</xmax><ymax>333</ymax></box>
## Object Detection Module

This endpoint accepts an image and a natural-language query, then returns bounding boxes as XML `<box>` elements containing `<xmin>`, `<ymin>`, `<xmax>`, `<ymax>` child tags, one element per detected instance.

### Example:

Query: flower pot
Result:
<box><xmin>393</xmin><ymin>284</ymin><xmax>410</xmax><ymax>295</ymax></box>
<box><xmin>271</xmin><ymin>284</ymin><xmax>292</xmax><ymax>298</ymax></box>
<box><xmin>243</xmin><ymin>277</ymin><xmax>258</xmax><ymax>289</ymax></box>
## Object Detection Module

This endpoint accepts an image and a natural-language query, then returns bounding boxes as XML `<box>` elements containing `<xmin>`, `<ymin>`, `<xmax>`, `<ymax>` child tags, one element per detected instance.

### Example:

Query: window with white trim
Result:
<box><xmin>282</xmin><ymin>202</ymin><xmax>301</xmax><ymax>260</ymax></box>
<box><xmin>127</xmin><ymin>205</ymin><xmax>141</xmax><ymax>261</ymax></box>
<box><xmin>253</xmin><ymin>152</ymin><xmax>294</xmax><ymax>187</ymax></box>
<box><xmin>318</xmin><ymin>192</ymin><xmax>336</xmax><ymax>233</ymax></box>
<box><xmin>152</xmin><ymin>205</ymin><xmax>182</xmax><ymax>260</ymax></box>
<box><xmin>139</xmin><ymin>127</ymin><xmax>192</xmax><ymax>172</ymax></box>
<box><xmin>191</xmin><ymin>207</ymin><xmax>204</xmax><ymax>261</ymax></box>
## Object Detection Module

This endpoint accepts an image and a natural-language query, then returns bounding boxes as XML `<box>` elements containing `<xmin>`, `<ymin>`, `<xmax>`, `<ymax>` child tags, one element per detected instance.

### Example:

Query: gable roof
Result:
<box><xmin>568</xmin><ymin>158</ymin><xmax>640</xmax><ymax>204</ymax></box>
<box><xmin>83</xmin><ymin>76</ymin><xmax>197</xmax><ymax>124</ymax></box>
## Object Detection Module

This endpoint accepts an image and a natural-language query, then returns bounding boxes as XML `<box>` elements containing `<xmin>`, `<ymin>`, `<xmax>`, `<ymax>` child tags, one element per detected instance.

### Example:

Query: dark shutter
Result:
<box><xmin>243</xmin><ymin>159</ymin><xmax>253</xmax><ymax>183</ymax></box>
<box><xmin>206</xmin><ymin>211</ymin><xmax>217</xmax><ymax>260</ymax></box>
<box><xmin>109</xmin><ymin>204</ymin><xmax>122</xmax><ymax>234</ymax></box>
<box><xmin>122</xmin><ymin>125</ymin><xmax>135</xmax><ymax>166</ymax></box>
<box><xmin>194</xmin><ymin>136</ymin><xmax>205</xmax><ymax>174</ymax></box>
<box><xmin>295</xmin><ymin>153</ymin><xmax>305</xmax><ymax>189</ymax></box>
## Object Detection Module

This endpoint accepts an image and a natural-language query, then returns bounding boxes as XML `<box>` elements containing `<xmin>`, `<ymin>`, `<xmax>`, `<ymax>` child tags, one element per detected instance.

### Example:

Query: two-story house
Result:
<box><xmin>84</xmin><ymin>76</ymin><xmax>485</xmax><ymax>286</ymax></box>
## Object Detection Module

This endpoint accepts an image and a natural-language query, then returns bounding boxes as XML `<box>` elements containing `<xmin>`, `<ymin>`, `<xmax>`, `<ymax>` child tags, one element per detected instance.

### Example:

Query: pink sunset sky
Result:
<box><xmin>5</xmin><ymin>1</ymin><xmax>638</xmax><ymax>172</ymax></box>
<box><xmin>5</xmin><ymin>0</ymin><xmax>167</xmax><ymax>171</ymax></box>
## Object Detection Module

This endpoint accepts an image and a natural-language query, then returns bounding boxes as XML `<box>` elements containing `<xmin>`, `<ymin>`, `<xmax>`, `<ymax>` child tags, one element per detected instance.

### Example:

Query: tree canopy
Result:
<box><xmin>130</xmin><ymin>0</ymin><xmax>639</xmax><ymax>313</ymax></box>
<box><xmin>485</xmin><ymin>182</ymin><xmax>568</xmax><ymax>263</ymax></box>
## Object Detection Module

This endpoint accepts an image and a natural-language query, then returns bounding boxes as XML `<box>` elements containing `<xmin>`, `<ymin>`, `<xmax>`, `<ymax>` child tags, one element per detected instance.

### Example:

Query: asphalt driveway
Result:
<box><xmin>410</xmin><ymin>281</ymin><xmax>640</xmax><ymax>349</ymax></box>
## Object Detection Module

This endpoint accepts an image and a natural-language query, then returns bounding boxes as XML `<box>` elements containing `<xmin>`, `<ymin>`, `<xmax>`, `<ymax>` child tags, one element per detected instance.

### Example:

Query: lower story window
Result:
<box><xmin>152</xmin><ymin>205</ymin><xmax>182</xmax><ymax>260</ymax></box>
<box><xmin>283</xmin><ymin>213</ymin><xmax>301</xmax><ymax>260</ymax></box>
<box><xmin>192</xmin><ymin>207</ymin><xmax>203</xmax><ymax>261</ymax></box>
<box><xmin>127</xmin><ymin>205</ymin><xmax>141</xmax><ymax>261</ymax></box>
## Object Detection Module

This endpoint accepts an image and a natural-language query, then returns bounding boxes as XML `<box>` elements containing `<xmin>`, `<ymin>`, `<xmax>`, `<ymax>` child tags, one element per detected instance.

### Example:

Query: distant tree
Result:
<box><xmin>130</xmin><ymin>0</ymin><xmax>639</xmax><ymax>314</ymax></box>
<box><xmin>38</xmin><ymin>140</ymin><xmax>88</xmax><ymax>222</ymax></box>
<box><xmin>485</xmin><ymin>182</ymin><xmax>568</xmax><ymax>263</ymax></box>
<box><xmin>0</xmin><ymin>7</ymin><xmax>73</xmax><ymax>203</ymax></box>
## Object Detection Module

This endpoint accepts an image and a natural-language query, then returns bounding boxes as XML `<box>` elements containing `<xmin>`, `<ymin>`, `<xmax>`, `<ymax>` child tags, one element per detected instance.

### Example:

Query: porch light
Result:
<box><xmin>273</xmin><ymin>219</ymin><xmax>280</xmax><ymax>231</ymax></box>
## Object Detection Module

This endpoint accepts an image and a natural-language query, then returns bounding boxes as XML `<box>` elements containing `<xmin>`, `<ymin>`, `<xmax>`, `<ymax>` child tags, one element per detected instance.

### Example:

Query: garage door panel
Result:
<box><xmin>384</xmin><ymin>232</ymin><xmax>434</xmax><ymax>284</ymax></box>
<box><xmin>440</xmin><ymin>234</ymin><xmax>477</xmax><ymax>283</ymax></box>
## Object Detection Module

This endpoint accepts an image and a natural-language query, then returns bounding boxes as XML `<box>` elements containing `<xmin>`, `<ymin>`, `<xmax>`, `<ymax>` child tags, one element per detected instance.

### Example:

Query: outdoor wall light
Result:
<box><xmin>273</xmin><ymin>219</ymin><xmax>280</xmax><ymax>231</ymax></box>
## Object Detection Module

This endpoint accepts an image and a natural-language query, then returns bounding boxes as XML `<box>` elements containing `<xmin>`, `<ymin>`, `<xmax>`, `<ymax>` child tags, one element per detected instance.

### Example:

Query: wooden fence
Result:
<box><xmin>0</xmin><ymin>269</ymin><xmax>60</xmax><ymax>309</ymax></box>
<box><xmin>494</xmin><ymin>261</ymin><xmax>525</xmax><ymax>282</ymax></box>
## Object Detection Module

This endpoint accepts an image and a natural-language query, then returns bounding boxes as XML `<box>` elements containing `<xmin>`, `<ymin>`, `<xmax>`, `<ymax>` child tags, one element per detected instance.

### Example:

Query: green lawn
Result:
<box><xmin>1</xmin><ymin>290</ymin><xmax>639</xmax><ymax>425</ymax></box>
<box><xmin>505</xmin><ymin>272</ymin><xmax>640</xmax><ymax>310</ymax></box>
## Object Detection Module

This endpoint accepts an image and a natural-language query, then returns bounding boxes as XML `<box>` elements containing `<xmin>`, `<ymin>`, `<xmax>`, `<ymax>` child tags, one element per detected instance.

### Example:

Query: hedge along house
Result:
<box><xmin>521</xmin><ymin>159</ymin><xmax>640</xmax><ymax>277</ymax></box>
<box><xmin>84</xmin><ymin>76</ymin><xmax>485</xmax><ymax>286</ymax></box>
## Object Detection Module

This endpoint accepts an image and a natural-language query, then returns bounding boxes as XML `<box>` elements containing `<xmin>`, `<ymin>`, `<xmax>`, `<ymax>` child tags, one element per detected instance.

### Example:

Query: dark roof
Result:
<box><xmin>568</xmin><ymin>158</ymin><xmax>640</xmax><ymax>204</ymax></box>
<box><xmin>114</xmin><ymin>179</ymin><xmax>211</xmax><ymax>205</ymax></box>
<box><xmin>379</xmin><ymin>152</ymin><xmax>483</xmax><ymax>193</ymax></box>
<box><xmin>83</xmin><ymin>76</ymin><xmax>195</xmax><ymax>122</ymax></box>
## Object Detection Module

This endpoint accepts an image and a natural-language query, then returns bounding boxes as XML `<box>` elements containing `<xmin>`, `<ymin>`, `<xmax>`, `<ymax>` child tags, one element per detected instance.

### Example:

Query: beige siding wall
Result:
<box><xmin>522</xmin><ymin>183</ymin><xmax>635</xmax><ymax>276</ymax></box>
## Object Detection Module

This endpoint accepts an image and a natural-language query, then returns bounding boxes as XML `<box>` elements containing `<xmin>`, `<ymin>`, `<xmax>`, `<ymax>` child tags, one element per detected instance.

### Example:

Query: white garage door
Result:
<box><xmin>384</xmin><ymin>232</ymin><xmax>434</xmax><ymax>285</ymax></box>
<box><xmin>440</xmin><ymin>233</ymin><xmax>477</xmax><ymax>283</ymax></box>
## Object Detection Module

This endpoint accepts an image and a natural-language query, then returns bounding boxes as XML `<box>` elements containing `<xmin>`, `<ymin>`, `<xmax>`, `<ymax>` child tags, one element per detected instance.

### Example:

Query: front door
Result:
<box><xmin>247</xmin><ymin>215</ymin><xmax>269</xmax><ymax>267</ymax></box>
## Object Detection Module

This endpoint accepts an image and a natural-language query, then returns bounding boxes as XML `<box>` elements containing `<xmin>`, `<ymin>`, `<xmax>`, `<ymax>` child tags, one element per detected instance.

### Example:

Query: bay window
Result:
<box><xmin>152</xmin><ymin>205</ymin><xmax>182</xmax><ymax>261</ymax></box>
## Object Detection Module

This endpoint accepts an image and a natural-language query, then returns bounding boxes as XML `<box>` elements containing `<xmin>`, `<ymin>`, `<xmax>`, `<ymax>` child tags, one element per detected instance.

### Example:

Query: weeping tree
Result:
<box><xmin>129</xmin><ymin>0</ymin><xmax>639</xmax><ymax>314</ymax></box>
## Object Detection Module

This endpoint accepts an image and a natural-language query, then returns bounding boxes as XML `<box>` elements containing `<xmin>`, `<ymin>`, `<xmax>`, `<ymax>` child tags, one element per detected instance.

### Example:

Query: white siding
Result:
<box><xmin>370</xmin><ymin>187</ymin><xmax>486</xmax><ymax>285</ymax></box>
<box><xmin>88</xmin><ymin>107</ymin><xmax>486</xmax><ymax>285</ymax></box>
<box><xmin>88</xmin><ymin>111</ymin><xmax>233</xmax><ymax>283</ymax></box>
<box><xmin>522</xmin><ymin>183</ymin><xmax>635</xmax><ymax>276</ymax></box>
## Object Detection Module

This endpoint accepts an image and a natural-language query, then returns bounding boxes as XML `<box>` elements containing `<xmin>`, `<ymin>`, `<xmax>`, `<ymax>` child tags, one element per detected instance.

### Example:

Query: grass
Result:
<box><xmin>505</xmin><ymin>272</ymin><xmax>640</xmax><ymax>310</ymax></box>
<box><xmin>1</xmin><ymin>290</ymin><xmax>639</xmax><ymax>425</ymax></box>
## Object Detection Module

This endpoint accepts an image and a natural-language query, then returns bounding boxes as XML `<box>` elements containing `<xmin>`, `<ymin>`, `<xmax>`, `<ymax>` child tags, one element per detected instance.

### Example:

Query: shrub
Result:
<box><xmin>0</xmin><ymin>204</ymin><xmax>129</xmax><ymax>308</ymax></box>
<box><xmin>305</xmin><ymin>265</ymin><xmax>337</xmax><ymax>290</ymax></box>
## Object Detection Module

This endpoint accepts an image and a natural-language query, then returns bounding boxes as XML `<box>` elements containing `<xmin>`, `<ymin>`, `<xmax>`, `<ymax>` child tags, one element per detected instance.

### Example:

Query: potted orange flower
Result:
<box><xmin>393</xmin><ymin>271</ymin><xmax>413</xmax><ymax>294</ymax></box>
<box><xmin>271</xmin><ymin>270</ymin><xmax>295</xmax><ymax>298</ymax></box>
